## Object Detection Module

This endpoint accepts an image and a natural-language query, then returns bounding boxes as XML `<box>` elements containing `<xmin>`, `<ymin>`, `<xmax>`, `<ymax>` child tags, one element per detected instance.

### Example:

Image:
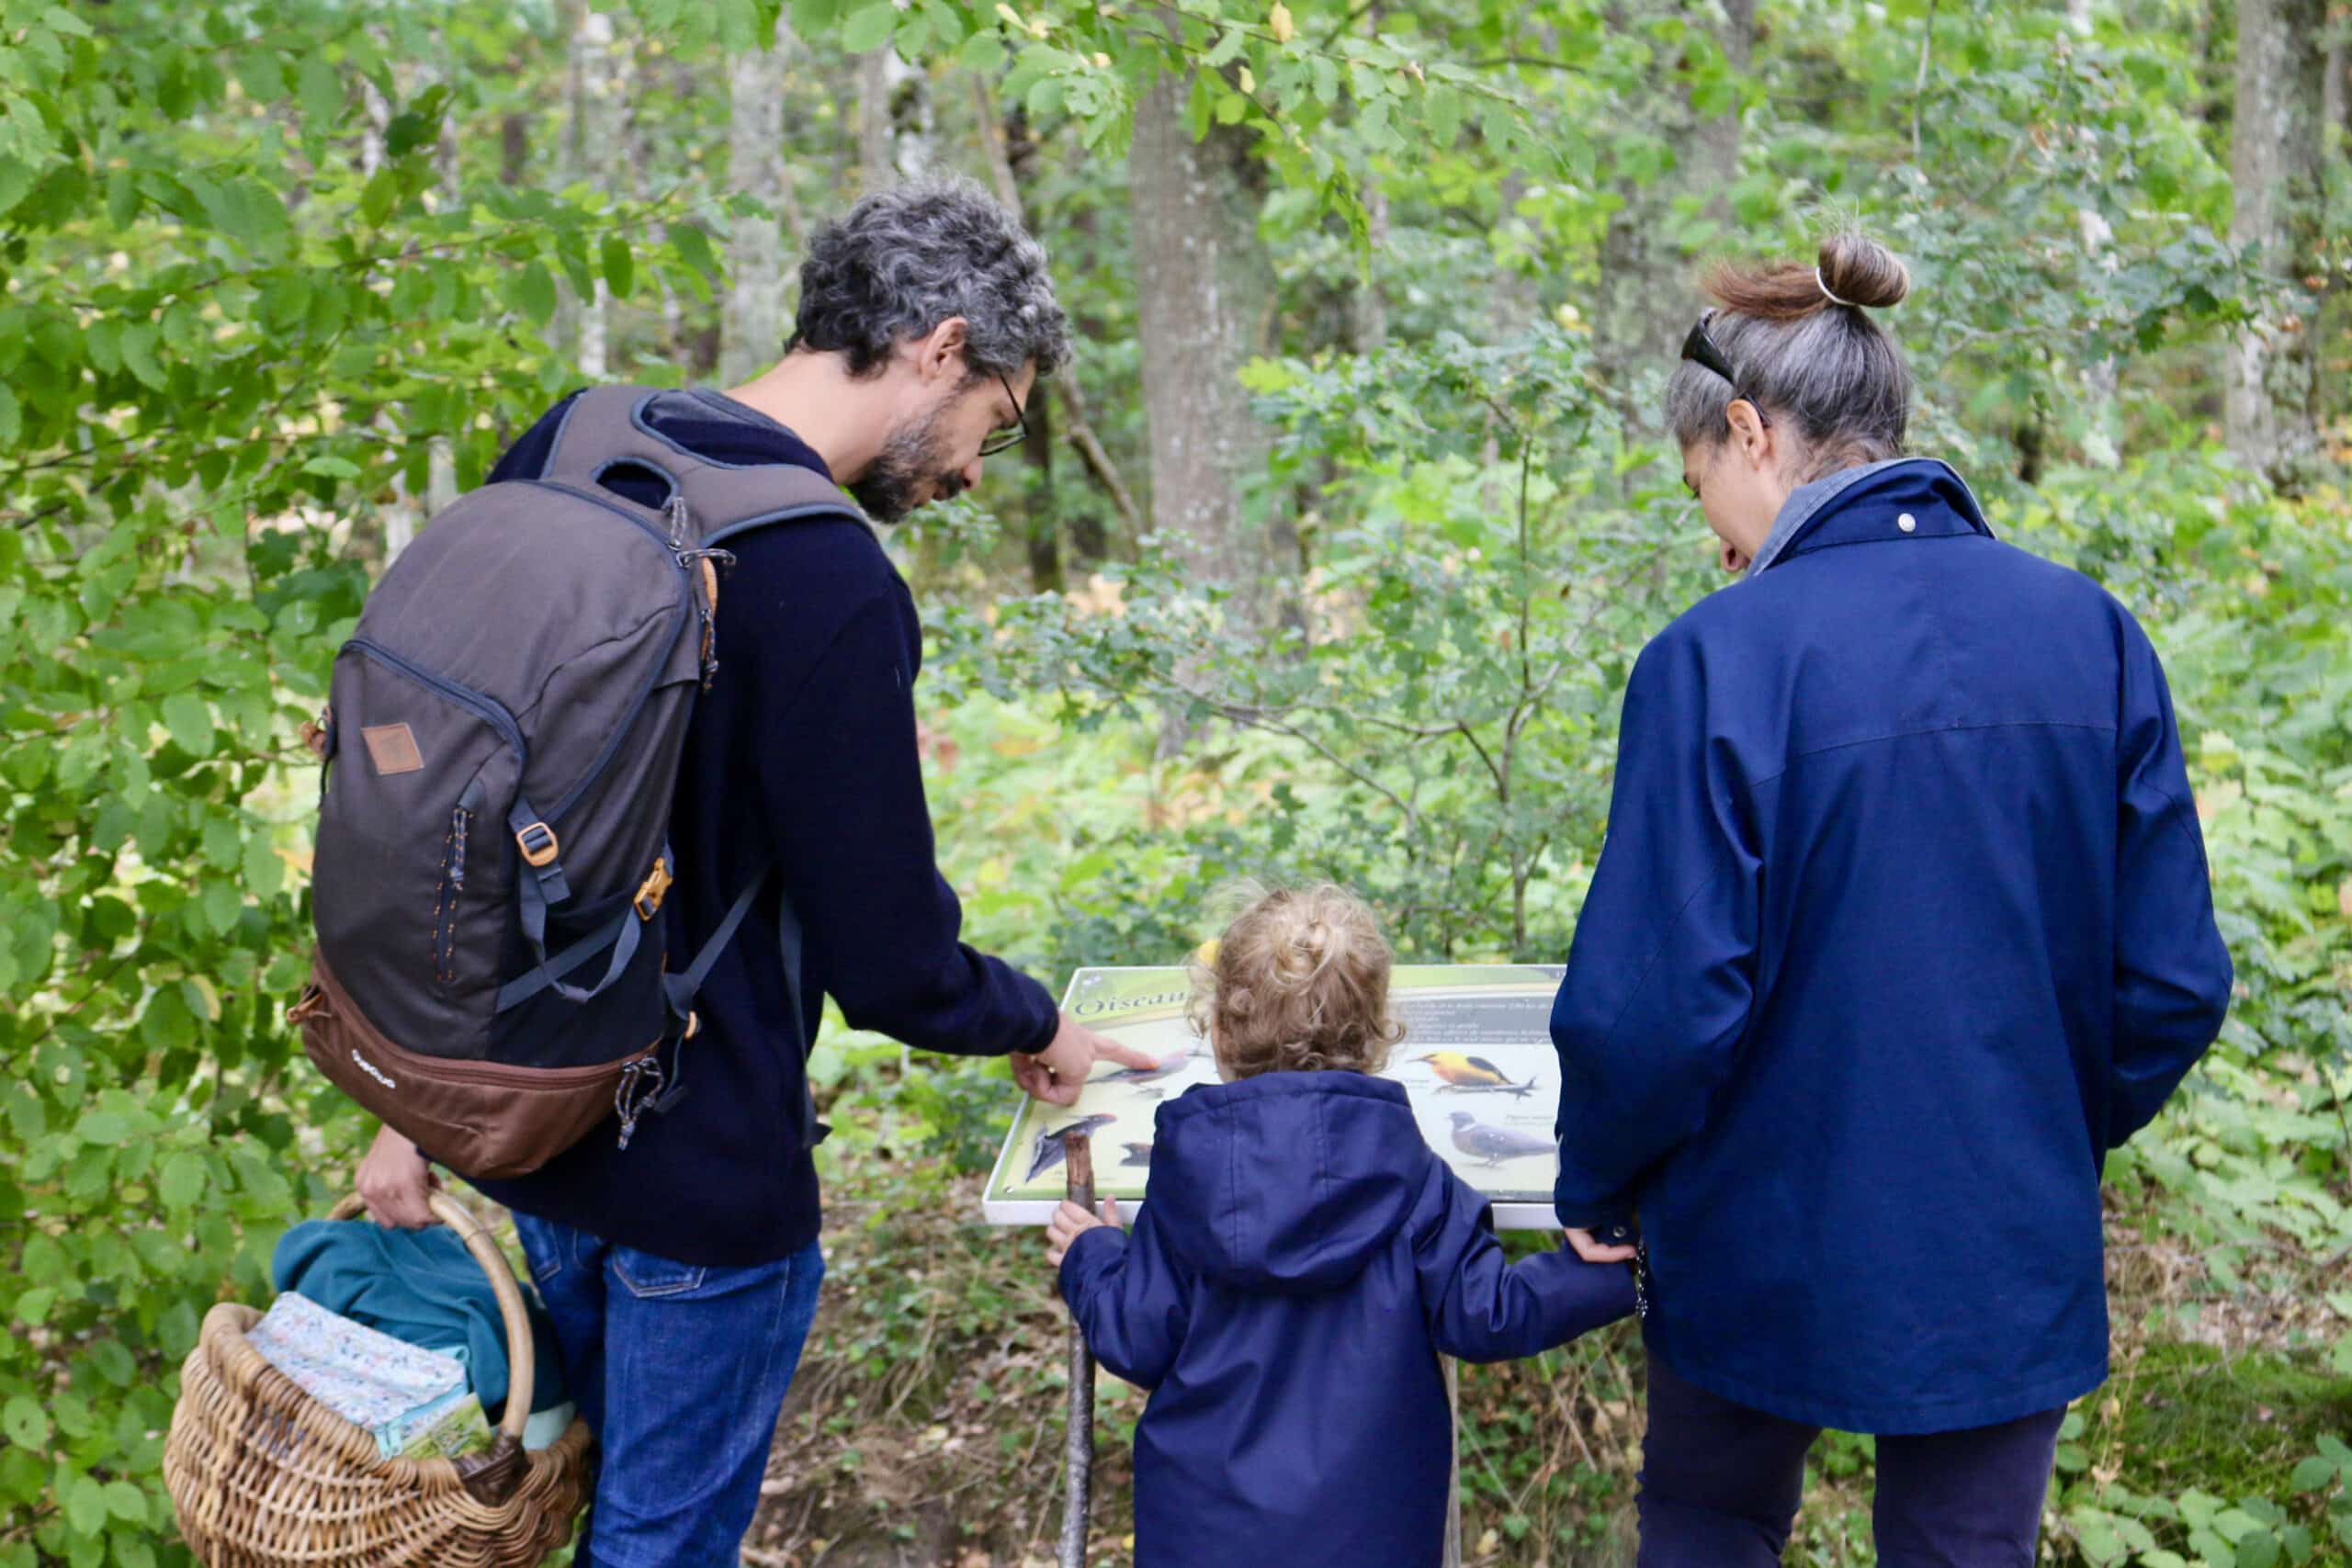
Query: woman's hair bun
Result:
<box><xmin>1818</xmin><ymin>231</ymin><xmax>1909</xmax><ymax>310</ymax></box>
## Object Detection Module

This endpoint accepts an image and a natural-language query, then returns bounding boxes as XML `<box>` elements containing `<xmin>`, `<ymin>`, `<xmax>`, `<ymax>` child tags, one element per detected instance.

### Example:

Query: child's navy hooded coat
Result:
<box><xmin>1549</xmin><ymin>458</ymin><xmax>2232</xmax><ymax>1435</ymax></box>
<box><xmin>1058</xmin><ymin>1071</ymin><xmax>1634</xmax><ymax>1568</ymax></box>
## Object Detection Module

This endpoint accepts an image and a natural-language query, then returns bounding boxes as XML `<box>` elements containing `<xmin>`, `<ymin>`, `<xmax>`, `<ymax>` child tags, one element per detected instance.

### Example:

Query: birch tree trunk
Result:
<box><xmin>723</xmin><ymin>15</ymin><xmax>802</xmax><ymax>383</ymax></box>
<box><xmin>561</xmin><ymin>3</ymin><xmax>615</xmax><ymax>380</ymax></box>
<box><xmin>2225</xmin><ymin>0</ymin><xmax>2326</xmax><ymax>486</ymax></box>
<box><xmin>426</xmin><ymin>38</ymin><xmax>461</xmax><ymax>516</ymax></box>
<box><xmin>859</xmin><ymin>49</ymin><xmax>896</xmax><ymax>191</ymax></box>
<box><xmin>1129</xmin><ymin>73</ymin><xmax>1282</xmax><ymax>626</ymax></box>
<box><xmin>357</xmin><ymin>66</ymin><xmax>421</xmax><ymax>564</ymax></box>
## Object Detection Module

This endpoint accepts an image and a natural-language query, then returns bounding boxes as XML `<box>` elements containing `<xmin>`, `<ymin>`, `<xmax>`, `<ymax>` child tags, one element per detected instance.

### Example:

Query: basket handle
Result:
<box><xmin>328</xmin><ymin>1191</ymin><xmax>537</xmax><ymax>1501</ymax></box>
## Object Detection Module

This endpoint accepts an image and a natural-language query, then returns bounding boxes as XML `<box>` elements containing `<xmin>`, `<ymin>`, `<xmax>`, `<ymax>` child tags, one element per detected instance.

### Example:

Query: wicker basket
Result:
<box><xmin>164</xmin><ymin>1193</ymin><xmax>594</xmax><ymax>1567</ymax></box>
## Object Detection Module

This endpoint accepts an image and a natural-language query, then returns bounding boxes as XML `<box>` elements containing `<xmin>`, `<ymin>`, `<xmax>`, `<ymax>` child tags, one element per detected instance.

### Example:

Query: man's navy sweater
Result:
<box><xmin>468</xmin><ymin>389</ymin><xmax>1059</xmax><ymax>1267</ymax></box>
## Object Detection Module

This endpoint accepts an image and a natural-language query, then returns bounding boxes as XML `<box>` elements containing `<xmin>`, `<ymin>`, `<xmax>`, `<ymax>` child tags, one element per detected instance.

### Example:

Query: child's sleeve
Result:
<box><xmin>1411</xmin><ymin>1166</ymin><xmax>1636</xmax><ymax>1363</ymax></box>
<box><xmin>1057</xmin><ymin>1203</ymin><xmax>1191</xmax><ymax>1390</ymax></box>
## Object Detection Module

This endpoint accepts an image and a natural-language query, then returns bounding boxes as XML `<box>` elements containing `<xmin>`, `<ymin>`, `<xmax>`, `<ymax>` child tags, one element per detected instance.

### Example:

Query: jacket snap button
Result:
<box><xmin>1897</xmin><ymin>513</ymin><xmax>1917</xmax><ymax>532</ymax></box>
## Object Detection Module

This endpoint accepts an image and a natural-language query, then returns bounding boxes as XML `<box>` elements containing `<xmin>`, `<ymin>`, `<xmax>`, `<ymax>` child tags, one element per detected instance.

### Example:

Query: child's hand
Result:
<box><xmin>1046</xmin><ymin>1196</ymin><xmax>1121</xmax><ymax>1266</ymax></box>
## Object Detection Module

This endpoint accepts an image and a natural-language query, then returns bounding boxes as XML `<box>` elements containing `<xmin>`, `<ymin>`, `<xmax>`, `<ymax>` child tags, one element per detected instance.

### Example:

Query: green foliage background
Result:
<box><xmin>2</xmin><ymin>0</ymin><xmax>2348</xmax><ymax>1562</ymax></box>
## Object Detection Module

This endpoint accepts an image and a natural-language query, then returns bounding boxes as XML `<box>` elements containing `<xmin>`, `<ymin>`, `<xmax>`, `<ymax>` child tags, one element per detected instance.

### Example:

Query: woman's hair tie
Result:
<box><xmin>1817</xmin><ymin>267</ymin><xmax>1861</xmax><ymax>309</ymax></box>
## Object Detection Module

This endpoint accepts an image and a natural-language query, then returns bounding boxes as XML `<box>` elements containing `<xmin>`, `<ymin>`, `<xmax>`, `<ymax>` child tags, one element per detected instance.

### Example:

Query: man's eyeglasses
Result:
<box><xmin>1680</xmin><ymin>309</ymin><xmax>1770</xmax><ymax>427</ymax></box>
<box><xmin>978</xmin><ymin>372</ymin><xmax>1029</xmax><ymax>459</ymax></box>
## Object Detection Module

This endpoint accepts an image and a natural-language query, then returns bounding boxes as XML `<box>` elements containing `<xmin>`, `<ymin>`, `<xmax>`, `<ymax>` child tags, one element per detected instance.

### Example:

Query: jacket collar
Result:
<box><xmin>1751</xmin><ymin>457</ymin><xmax>1994</xmax><ymax>576</ymax></box>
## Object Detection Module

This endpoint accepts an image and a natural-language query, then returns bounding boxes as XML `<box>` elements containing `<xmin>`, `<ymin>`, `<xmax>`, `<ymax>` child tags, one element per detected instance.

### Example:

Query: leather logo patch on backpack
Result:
<box><xmin>361</xmin><ymin>723</ymin><xmax>424</xmax><ymax>775</ymax></box>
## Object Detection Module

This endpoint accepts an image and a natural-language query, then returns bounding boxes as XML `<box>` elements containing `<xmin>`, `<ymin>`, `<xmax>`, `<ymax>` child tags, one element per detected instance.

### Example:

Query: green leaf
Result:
<box><xmin>297</xmin><ymin>56</ymin><xmax>343</xmax><ymax>125</ymax></box>
<box><xmin>841</xmin><ymin>3</ymin><xmax>899</xmax><ymax>52</ymax></box>
<box><xmin>243</xmin><ymin>834</ymin><xmax>285</xmax><ymax>899</ymax></box>
<box><xmin>671</xmin><ymin>221</ymin><xmax>720</xmax><ymax>281</ymax></box>
<box><xmin>1425</xmin><ymin>85</ymin><xmax>1464</xmax><ymax>147</ymax></box>
<box><xmin>13</xmin><ymin>1288</ymin><xmax>54</xmax><ymax>1326</ymax></box>
<box><xmin>105</xmin><ymin>167</ymin><xmax>139</xmax><ymax>228</ymax></box>
<box><xmin>119</xmin><ymin>324</ymin><xmax>166</xmax><ymax>391</ymax></box>
<box><xmin>87</xmin><ymin>1338</ymin><xmax>136</xmax><ymax>1389</ymax></box>
<box><xmin>200</xmin><ymin>876</ymin><xmax>244</xmax><ymax>935</ymax></box>
<box><xmin>360</xmin><ymin>166</ymin><xmax>401</xmax><ymax>226</ymax></box>
<box><xmin>161</xmin><ymin>693</ymin><xmax>215</xmax><ymax>755</ymax></box>
<box><xmin>161</xmin><ymin>1151</ymin><xmax>208</xmax><ymax>1210</ymax></box>
<box><xmin>0</xmin><ymin>1397</ymin><xmax>47</xmax><ymax>1450</ymax></box>
<box><xmin>2294</xmin><ymin>1455</ymin><xmax>2340</xmax><ymax>1492</ymax></box>
<box><xmin>0</xmin><ymin>160</ymin><xmax>36</xmax><ymax>220</ymax></box>
<box><xmin>514</xmin><ymin>260</ymin><xmax>558</xmax><ymax>328</ymax></box>
<box><xmin>103</xmin><ymin>1480</ymin><xmax>147</xmax><ymax>1523</ymax></box>
<box><xmin>232</xmin><ymin>51</ymin><xmax>286</xmax><ymax>103</ymax></box>
<box><xmin>79</xmin><ymin>1111</ymin><xmax>133</xmax><ymax>1145</ymax></box>
<box><xmin>300</xmin><ymin>455</ymin><xmax>362</xmax><ymax>479</ymax></box>
<box><xmin>0</xmin><ymin>384</ymin><xmax>20</xmax><ymax>446</ymax></box>
<box><xmin>600</xmin><ymin>233</ymin><xmax>635</xmax><ymax>299</ymax></box>
<box><xmin>64</xmin><ymin>1474</ymin><xmax>107</xmax><ymax>1537</ymax></box>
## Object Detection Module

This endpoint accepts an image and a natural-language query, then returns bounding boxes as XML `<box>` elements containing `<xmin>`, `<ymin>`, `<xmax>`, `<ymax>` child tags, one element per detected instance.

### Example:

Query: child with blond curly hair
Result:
<box><xmin>1046</xmin><ymin>886</ymin><xmax>1634</xmax><ymax>1568</ymax></box>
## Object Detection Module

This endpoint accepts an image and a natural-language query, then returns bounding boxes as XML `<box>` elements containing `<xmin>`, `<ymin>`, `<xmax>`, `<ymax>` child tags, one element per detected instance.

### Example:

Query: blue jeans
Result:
<box><xmin>1636</xmin><ymin>1359</ymin><xmax>2065</xmax><ymax>1567</ymax></box>
<box><xmin>512</xmin><ymin>1213</ymin><xmax>824</xmax><ymax>1568</ymax></box>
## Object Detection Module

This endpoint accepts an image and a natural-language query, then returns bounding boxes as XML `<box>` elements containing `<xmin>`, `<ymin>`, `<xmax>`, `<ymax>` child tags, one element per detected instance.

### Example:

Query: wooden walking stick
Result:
<box><xmin>1058</xmin><ymin>1130</ymin><xmax>1098</xmax><ymax>1568</ymax></box>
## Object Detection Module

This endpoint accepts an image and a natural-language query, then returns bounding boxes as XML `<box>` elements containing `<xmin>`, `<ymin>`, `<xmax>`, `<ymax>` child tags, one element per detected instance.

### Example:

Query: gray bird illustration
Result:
<box><xmin>1446</xmin><ymin>1111</ymin><xmax>1555</xmax><ymax>1168</ymax></box>
<box><xmin>1025</xmin><ymin>1113</ymin><xmax>1117</xmax><ymax>1182</ymax></box>
<box><xmin>1120</xmin><ymin>1141</ymin><xmax>1155</xmax><ymax>1168</ymax></box>
<box><xmin>1094</xmin><ymin>1047</ymin><xmax>1204</xmax><ymax>1087</ymax></box>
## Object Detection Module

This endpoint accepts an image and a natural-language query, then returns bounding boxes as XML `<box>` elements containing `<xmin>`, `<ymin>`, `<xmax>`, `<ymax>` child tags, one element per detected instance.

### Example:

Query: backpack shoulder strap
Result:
<box><xmin>538</xmin><ymin>384</ymin><xmax>868</xmax><ymax>542</ymax></box>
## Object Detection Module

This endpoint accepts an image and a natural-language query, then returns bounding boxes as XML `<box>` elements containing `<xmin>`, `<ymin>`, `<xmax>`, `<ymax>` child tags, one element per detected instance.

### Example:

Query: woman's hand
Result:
<box><xmin>1564</xmin><ymin>1226</ymin><xmax>1639</xmax><ymax>1265</ymax></box>
<box><xmin>1046</xmin><ymin>1196</ymin><xmax>1121</xmax><ymax>1266</ymax></box>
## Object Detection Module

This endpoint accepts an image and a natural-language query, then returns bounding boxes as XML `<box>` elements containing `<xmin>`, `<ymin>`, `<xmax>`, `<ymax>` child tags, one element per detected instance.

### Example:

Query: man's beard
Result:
<box><xmin>850</xmin><ymin>404</ymin><xmax>968</xmax><ymax>524</ymax></box>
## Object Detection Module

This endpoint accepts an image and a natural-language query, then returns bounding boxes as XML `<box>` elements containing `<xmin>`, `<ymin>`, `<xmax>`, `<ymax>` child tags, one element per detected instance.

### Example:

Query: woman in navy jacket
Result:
<box><xmin>1548</xmin><ymin>234</ymin><xmax>2232</xmax><ymax>1564</ymax></box>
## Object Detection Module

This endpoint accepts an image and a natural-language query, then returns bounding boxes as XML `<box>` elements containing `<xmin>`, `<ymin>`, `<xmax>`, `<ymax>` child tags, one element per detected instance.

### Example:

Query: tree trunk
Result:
<box><xmin>1129</xmin><ymin>72</ymin><xmax>1281</xmax><ymax>626</ymax></box>
<box><xmin>2225</xmin><ymin>0</ymin><xmax>2326</xmax><ymax>487</ymax></box>
<box><xmin>978</xmin><ymin>74</ymin><xmax>1143</xmax><ymax>570</ymax></box>
<box><xmin>427</xmin><ymin>36</ymin><xmax>461</xmax><ymax>515</ymax></box>
<box><xmin>1022</xmin><ymin>383</ymin><xmax>1064</xmax><ymax>593</ymax></box>
<box><xmin>1351</xmin><ymin>175</ymin><xmax>1391</xmax><ymax>352</ymax></box>
<box><xmin>562</xmin><ymin>4</ymin><xmax>616</xmax><ymax>379</ymax></box>
<box><xmin>887</xmin><ymin>52</ymin><xmax>933</xmax><ymax>181</ymax></box>
<box><xmin>1592</xmin><ymin>0</ymin><xmax>1754</xmax><ymax>436</ymax></box>
<box><xmin>723</xmin><ymin>14</ymin><xmax>801</xmax><ymax>383</ymax></box>
<box><xmin>859</xmin><ymin>49</ymin><xmax>896</xmax><ymax>191</ymax></box>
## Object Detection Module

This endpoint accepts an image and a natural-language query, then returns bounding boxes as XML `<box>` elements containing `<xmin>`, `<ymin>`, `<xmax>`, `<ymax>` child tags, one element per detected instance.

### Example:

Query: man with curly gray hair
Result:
<box><xmin>356</xmin><ymin>178</ymin><xmax>1144</xmax><ymax>1565</ymax></box>
<box><xmin>766</xmin><ymin>175</ymin><xmax>1074</xmax><ymax>520</ymax></box>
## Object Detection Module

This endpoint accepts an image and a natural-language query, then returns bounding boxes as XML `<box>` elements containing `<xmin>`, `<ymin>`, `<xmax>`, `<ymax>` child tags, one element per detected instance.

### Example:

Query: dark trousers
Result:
<box><xmin>1636</xmin><ymin>1359</ymin><xmax>2065</xmax><ymax>1567</ymax></box>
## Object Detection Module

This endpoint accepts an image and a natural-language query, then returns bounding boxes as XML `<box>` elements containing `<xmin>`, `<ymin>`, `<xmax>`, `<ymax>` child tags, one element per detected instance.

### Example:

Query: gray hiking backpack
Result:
<box><xmin>292</xmin><ymin>386</ymin><xmax>863</xmax><ymax>1179</ymax></box>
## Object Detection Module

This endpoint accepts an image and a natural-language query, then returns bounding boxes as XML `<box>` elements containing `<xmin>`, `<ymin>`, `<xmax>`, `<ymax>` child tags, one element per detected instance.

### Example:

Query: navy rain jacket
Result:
<box><xmin>1060</xmin><ymin>1071</ymin><xmax>1634</xmax><ymax>1568</ymax></box>
<box><xmin>1550</xmin><ymin>458</ymin><xmax>2232</xmax><ymax>1434</ymax></box>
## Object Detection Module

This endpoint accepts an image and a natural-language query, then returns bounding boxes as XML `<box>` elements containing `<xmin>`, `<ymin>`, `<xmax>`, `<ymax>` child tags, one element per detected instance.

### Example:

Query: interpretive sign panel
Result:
<box><xmin>982</xmin><ymin>965</ymin><xmax>1566</xmax><ymax>1229</ymax></box>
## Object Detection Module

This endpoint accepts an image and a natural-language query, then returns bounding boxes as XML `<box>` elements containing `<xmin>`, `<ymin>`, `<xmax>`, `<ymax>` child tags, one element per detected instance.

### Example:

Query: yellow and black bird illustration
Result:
<box><xmin>1025</xmin><ymin>1112</ymin><xmax>1118</xmax><ymax>1183</ymax></box>
<box><xmin>1446</xmin><ymin>1111</ymin><xmax>1555</xmax><ymax>1168</ymax></box>
<box><xmin>1414</xmin><ymin>1051</ymin><xmax>1534</xmax><ymax>1097</ymax></box>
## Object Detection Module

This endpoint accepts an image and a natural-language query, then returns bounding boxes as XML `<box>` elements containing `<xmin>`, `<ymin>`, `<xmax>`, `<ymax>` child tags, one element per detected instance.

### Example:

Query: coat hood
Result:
<box><xmin>1145</xmin><ymin>1071</ymin><xmax>1436</xmax><ymax>1294</ymax></box>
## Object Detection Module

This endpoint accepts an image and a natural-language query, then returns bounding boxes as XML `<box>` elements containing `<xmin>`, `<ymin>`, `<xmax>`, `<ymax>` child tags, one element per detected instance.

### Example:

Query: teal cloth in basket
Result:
<box><xmin>273</xmin><ymin>1221</ymin><xmax>567</xmax><ymax>1421</ymax></box>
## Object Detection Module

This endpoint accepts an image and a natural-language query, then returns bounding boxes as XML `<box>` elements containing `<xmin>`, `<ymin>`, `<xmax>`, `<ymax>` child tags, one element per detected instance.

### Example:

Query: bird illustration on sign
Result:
<box><xmin>1414</xmin><ymin>1052</ymin><xmax>1537</xmax><ymax>1097</ymax></box>
<box><xmin>1025</xmin><ymin>1113</ymin><xmax>1119</xmax><ymax>1182</ymax></box>
<box><xmin>1446</xmin><ymin>1111</ymin><xmax>1555</xmax><ymax>1169</ymax></box>
<box><xmin>1092</xmin><ymin>1046</ymin><xmax>1206</xmax><ymax>1088</ymax></box>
